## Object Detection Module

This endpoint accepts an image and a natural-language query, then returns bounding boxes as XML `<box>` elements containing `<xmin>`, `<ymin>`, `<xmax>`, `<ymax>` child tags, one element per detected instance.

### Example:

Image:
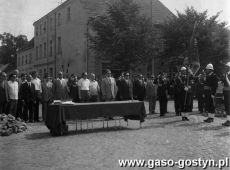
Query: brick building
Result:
<box><xmin>17</xmin><ymin>0</ymin><xmax>174</xmax><ymax>78</ymax></box>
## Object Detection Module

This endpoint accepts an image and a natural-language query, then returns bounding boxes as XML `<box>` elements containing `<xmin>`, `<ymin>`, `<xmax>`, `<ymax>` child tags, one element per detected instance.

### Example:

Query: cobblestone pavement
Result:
<box><xmin>0</xmin><ymin>100</ymin><xmax>230</xmax><ymax>170</ymax></box>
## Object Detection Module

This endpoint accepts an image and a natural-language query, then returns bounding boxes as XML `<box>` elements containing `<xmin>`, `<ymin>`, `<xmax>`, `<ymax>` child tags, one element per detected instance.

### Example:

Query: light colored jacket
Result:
<box><xmin>146</xmin><ymin>80</ymin><xmax>157</xmax><ymax>98</ymax></box>
<box><xmin>53</xmin><ymin>78</ymin><xmax>69</xmax><ymax>100</ymax></box>
<box><xmin>101</xmin><ymin>77</ymin><xmax>117</xmax><ymax>100</ymax></box>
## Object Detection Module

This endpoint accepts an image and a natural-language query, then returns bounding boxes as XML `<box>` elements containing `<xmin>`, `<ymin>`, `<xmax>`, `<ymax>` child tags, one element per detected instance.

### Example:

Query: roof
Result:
<box><xmin>17</xmin><ymin>38</ymin><xmax>34</xmax><ymax>54</ymax></box>
<box><xmin>33</xmin><ymin>0</ymin><xmax>174</xmax><ymax>25</ymax></box>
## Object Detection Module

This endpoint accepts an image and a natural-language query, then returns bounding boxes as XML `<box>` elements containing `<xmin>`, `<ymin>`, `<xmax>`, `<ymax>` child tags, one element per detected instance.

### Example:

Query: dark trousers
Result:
<box><xmin>7</xmin><ymin>100</ymin><xmax>18</xmax><ymax>117</ymax></box>
<box><xmin>16</xmin><ymin>99</ymin><xmax>24</xmax><ymax>119</ymax></box>
<box><xmin>174</xmin><ymin>95</ymin><xmax>183</xmax><ymax>115</ymax></box>
<box><xmin>159</xmin><ymin>98</ymin><xmax>167</xmax><ymax>116</ymax></box>
<box><xmin>34</xmin><ymin>97</ymin><xmax>40</xmax><ymax>121</ymax></box>
<box><xmin>90</xmin><ymin>95</ymin><xmax>98</xmax><ymax>102</ymax></box>
<box><xmin>224</xmin><ymin>90</ymin><xmax>230</xmax><ymax>115</ymax></box>
<box><xmin>197</xmin><ymin>95</ymin><xmax>204</xmax><ymax>112</ymax></box>
<box><xmin>24</xmin><ymin>101</ymin><xmax>34</xmax><ymax>122</ymax></box>
<box><xmin>42</xmin><ymin>101</ymin><xmax>50</xmax><ymax>121</ymax></box>
<box><xmin>0</xmin><ymin>101</ymin><xmax>8</xmax><ymax>114</ymax></box>
<box><xmin>80</xmin><ymin>90</ymin><xmax>90</xmax><ymax>102</ymax></box>
<box><xmin>204</xmin><ymin>94</ymin><xmax>215</xmax><ymax>113</ymax></box>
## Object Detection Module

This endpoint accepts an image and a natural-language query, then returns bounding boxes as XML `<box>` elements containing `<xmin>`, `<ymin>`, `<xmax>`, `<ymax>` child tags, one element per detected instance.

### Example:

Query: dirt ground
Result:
<box><xmin>0</xmin><ymin>101</ymin><xmax>230</xmax><ymax>170</ymax></box>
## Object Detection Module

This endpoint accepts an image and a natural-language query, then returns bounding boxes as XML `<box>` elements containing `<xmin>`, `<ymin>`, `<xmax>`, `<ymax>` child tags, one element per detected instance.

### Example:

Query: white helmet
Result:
<box><xmin>205</xmin><ymin>63</ymin><xmax>213</xmax><ymax>70</ymax></box>
<box><xmin>226</xmin><ymin>62</ymin><xmax>230</xmax><ymax>67</ymax></box>
<box><xmin>180</xmin><ymin>66</ymin><xmax>186</xmax><ymax>71</ymax></box>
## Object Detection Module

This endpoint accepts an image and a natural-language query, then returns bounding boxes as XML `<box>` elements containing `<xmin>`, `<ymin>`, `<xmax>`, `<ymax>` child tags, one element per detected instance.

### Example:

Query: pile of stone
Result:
<box><xmin>0</xmin><ymin>114</ymin><xmax>27</xmax><ymax>136</ymax></box>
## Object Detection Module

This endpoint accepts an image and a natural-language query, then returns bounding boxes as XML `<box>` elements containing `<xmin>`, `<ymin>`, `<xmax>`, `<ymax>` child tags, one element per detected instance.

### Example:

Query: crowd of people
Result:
<box><xmin>0</xmin><ymin>62</ymin><xmax>229</xmax><ymax>126</ymax></box>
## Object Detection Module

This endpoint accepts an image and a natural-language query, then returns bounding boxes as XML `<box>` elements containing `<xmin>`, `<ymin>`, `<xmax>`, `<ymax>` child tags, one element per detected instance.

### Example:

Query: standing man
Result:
<box><xmin>101</xmin><ymin>69</ymin><xmax>117</xmax><ymax>101</ymax></box>
<box><xmin>222</xmin><ymin>62</ymin><xmax>230</xmax><ymax>126</ymax></box>
<box><xmin>31</xmin><ymin>71</ymin><xmax>42</xmax><ymax>122</ymax></box>
<box><xmin>203</xmin><ymin>64</ymin><xmax>218</xmax><ymax>123</ymax></box>
<box><xmin>178</xmin><ymin>66</ymin><xmax>193</xmax><ymax>121</ymax></box>
<box><xmin>7</xmin><ymin>73</ymin><xmax>19</xmax><ymax>117</ymax></box>
<box><xmin>133</xmin><ymin>74</ymin><xmax>146</xmax><ymax>101</ymax></box>
<box><xmin>78</xmin><ymin>72</ymin><xmax>90</xmax><ymax>102</ymax></box>
<box><xmin>17</xmin><ymin>73</ymin><xmax>27</xmax><ymax>119</ymax></box>
<box><xmin>196</xmin><ymin>73</ymin><xmax>205</xmax><ymax>114</ymax></box>
<box><xmin>21</xmin><ymin>74</ymin><xmax>36</xmax><ymax>122</ymax></box>
<box><xmin>0</xmin><ymin>72</ymin><xmax>8</xmax><ymax>115</ymax></box>
<box><xmin>53</xmin><ymin>71</ymin><xmax>69</xmax><ymax>100</ymax></box>
<box><xmin>119</xmin><ymin>72</ymin><xmax>133</xmax><ymax>101</ymax></box>
<box><xmin>89</xmin><ymin>73</ymin><xmax>100</xmax><ymax>102</ymax></box>
<box><xmin>41</xmin><ymin>74</ymin><xmax>54</xmax><ymax>121</ymax></box>
<box><xmin>146</xmin><ymin>74</ymin><xmax>157</xmax><ymax>114</ymax></box>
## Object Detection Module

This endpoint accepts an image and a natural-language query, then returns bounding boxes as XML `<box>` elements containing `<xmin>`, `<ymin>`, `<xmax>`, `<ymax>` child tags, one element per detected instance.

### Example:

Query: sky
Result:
<box><xmin>0</xmin><ymin>0</ymin><xmax>229</xmax><ymax>40</ymax></box>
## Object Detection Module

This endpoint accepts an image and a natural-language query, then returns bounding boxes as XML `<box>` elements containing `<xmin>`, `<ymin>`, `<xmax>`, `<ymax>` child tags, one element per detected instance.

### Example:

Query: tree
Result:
<box><xmin>0</xmin><ymin>32</ymin><xmax>28</xmax><ymax>71</ymax></box>
<box><xmin>160</xmin><ymin>7</ymin><xmax>229</xmax><ymax>75</ymax></box>
<box><xmin>88</xmin><ymin>0</ymin><xmax>161</xmax><ymax>72</ymax></box>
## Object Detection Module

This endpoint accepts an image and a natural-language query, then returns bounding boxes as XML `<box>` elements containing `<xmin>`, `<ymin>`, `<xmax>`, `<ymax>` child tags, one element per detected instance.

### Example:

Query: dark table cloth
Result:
<box><xmin>46</xmin><ymin>100</ymin><xmax>146</xmax><ymax>132</ymax></box>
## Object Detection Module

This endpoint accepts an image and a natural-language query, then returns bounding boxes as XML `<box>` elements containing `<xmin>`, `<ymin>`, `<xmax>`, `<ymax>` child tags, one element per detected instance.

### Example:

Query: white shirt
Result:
<box><xmin>78</xmin><ymin>78</ymin><xmax>90</xmax><ymax>90</ymax></box>
<box><xmin>7</xmin><ymin>81</ymin><xmax>18</xmax><ymax>100</ymax></box>
<box><xmin>89</xmin><ymin>80</ymin><xmax>100</xmax><ymax>95</ymax></box>
<box><xmin>32</xmin><ymin>78</ymin><xmax>42</xmax><ymax>92</ymax></box>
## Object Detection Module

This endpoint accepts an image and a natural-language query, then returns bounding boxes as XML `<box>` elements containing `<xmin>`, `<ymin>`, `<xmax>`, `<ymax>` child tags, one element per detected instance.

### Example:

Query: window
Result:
<box><xmin>44</xmin><ymin>68</ymin><xmax>47</xmax><ymax>75</ymax></box>
<box><xmin>40</xmin><ymin>24</ymin><xmax>42</xmax><ymax>35</ymax></box>
<box><xmin>18</xmin><ymin>56</ymin><xmax>20</xmax><ymax>66</ymax></box>
<box><xmin>25</xmin><ymin>55</ymin><xmax>28</xmax><ymax>64</ymax></box>
<box><xmin>50</xmin><ymin>18</ymin><xmax>53</xmax><ymax>31</ymax></box>
<box><xmin>40</xmin><ymin>44</ymin><xmax>43</xmax><ymax>59</ymax></box>
<box><xmin>35</xmin><ymin>27</ymin><xmax>38</xmax><ymax>36</ymax></box>
<box><xmin>44</xmin><ymin>42</ymin><xmax>47</xmax><ymax>58</ymax></box>
<box><xmin>22</xmin><ymin>56</ymin><xmax>24</xmax><ymax>65</ymax></box>
<box><xmin>36</xmin><ymin>46</ymin><xmax>38</xmax><ymax>60</ymax></box>
<box><xmin>29</xmin><ymin>53</ymin><xmax>32</xmax><ymax>64</ymax></box>
<box><xmin>67</xmin><ymin>7</ymin><xmax>71</xmax><ymax>21</ymax></box>
<box><xmin>39</xmin><ymin>69</ymin><xmax>42</xmax><ymax>77</ymax></box>
<box><xmin>44</xmin><ymin>21</ymin><xmax>46</xmax><ymax>33</ymax></box>
<box><xmin>58</xmin><ymin>13</ymin><xmax>61</xmax><ymax>26</ymax></box>
<box><xmin>49</xmin><ymin>67</ymin><xmax>53</xmax><ymax>77</ymax></box>
<box><xmin>50</xmin><ymin>40</ymin><xmax>53</xmax><ymax>56</ymax></box>
<box><xmin>58</xmin><ymin>37</ymin><xmax>62</xmax><ymax>54</ymax></box>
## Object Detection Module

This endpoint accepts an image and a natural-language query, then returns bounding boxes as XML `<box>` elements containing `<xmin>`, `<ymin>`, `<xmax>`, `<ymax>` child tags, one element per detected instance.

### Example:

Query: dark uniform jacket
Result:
<box><xmin>133</xmin><ymin>79</ymin><xmax>146</xmax><ymax>101</ymax></box>
<box><xmin>203</xmin><ymin>72</ymin><xmax>218</xmax><ymax>95</ymax></box>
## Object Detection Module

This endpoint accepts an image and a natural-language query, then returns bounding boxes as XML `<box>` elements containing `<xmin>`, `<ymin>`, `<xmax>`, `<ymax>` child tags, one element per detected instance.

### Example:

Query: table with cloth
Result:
<box><xmin>46</xmin><ymin>100</ymin><xmax>146</xmax><ymax>134</ymax></box>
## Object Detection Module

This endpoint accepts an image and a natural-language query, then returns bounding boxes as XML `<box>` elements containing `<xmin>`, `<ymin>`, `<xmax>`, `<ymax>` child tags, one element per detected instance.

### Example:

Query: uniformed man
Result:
<box><xmin>222</xmin><ymin>62</ymin><xmax>230</xmax><ymax>126</ymax></box>
<box><xmin>177</xmin><ymin>66</ymin><xmax>193</xmax><ymax>121</ymax></box>
<box><xmin>203</xmin><ymin>63</ymin><xmax>218</xmax><ymax>123</ymax></box>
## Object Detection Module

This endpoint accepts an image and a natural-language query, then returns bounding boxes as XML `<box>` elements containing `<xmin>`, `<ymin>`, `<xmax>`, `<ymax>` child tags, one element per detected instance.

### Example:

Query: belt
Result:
<box><xmin>223</xmin><ymin>87</ymin><xmax>230</xmax><ymax>91</ymax></box>
<box><xmin>204</xmin><ymin>86</ymin><xmax>211</xmax><ymax>90</ymax></box>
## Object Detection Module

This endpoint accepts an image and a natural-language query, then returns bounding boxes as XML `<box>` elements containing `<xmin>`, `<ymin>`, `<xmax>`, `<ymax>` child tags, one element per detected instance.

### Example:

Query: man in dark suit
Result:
<box><xmin>21</xmin><ymin>74</ymin><xmax>36</xmax><ymax>122</ymax></box>
<box><xmin>17</xmin><ymin>73</ymin><xmax>27</xmax><ymax>119</ymax></box>
<box><xmin>133</xmin><ymin>74</ymin><xmax>146</xmax><ymax>101</ymax></box>
<box><xmin>119</xmin><ymin>72</ymin><xmax>133</xmax><ymax>100</ymax></box>
<box><xmin>0</xmin><ymin>72</ymin><xmax>8</xmax><ymax>115</ymax></box>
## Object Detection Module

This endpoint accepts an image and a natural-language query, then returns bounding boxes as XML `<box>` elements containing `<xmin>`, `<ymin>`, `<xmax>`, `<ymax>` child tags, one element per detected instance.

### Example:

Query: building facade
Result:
<box><xmin>17</xmin><ymin>46</ymin><xmax>35</xmax><ymax>74</ymax></box>
<box><xmin>17</xmin><ymin>0</ymin><xmax>174</xmax><ymax>78</ymax></box>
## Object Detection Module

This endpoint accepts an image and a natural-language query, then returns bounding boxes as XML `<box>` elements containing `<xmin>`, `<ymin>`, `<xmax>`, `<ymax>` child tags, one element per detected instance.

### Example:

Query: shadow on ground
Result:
<box><xmin>25</xmin><ymin>126</ymin><xmax>133</xmax><ymax>140</ymax></box>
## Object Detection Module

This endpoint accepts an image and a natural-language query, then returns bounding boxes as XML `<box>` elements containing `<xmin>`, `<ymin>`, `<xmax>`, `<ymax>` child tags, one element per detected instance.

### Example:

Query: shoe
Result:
<box><xmin>222</xmin><ymin>120</ymin><xmax>230</xmax><ymax>126</ymax></box>
<box><xmin>204</xmin><ymin>118</ymin><xmax>214</xmax><ymax>123</ymax></box>
<box><xmin>184</xmin><ymin>117</ymin><xmax>189</xmax><ymax>121</ymax></box>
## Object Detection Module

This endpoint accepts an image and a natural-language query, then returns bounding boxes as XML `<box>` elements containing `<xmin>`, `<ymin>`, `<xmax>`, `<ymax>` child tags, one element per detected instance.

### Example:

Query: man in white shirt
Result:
<box><xmin>7</xmin><ymin>73</ymin><xmax>19</xmax><ymax>116</ymax></box>
<box><xmin>89</xmin><ymin>73</ymin><xmax>100</xmax><ymax>102</ymax></box>
<box><xmin>32</xmin><ymin>71</ymin><xmax>42</xmax><ymax>122</ymax></box>
<box><xmin>78</xmin><ymin>72</ymin><xmax>90</xmax><ymax>102</ymax></box>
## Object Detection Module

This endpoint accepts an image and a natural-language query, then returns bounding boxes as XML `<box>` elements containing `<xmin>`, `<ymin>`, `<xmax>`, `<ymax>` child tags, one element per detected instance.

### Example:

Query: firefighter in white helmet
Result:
<box><xmin>222</xmin><ymin>62</ymin><xmax>230</xmax><ymax>126</ymax></box>
<box><xmin>203</xmin><ymin>63</ymin><xmax>218</xmax><ymax>123</ymax></box>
